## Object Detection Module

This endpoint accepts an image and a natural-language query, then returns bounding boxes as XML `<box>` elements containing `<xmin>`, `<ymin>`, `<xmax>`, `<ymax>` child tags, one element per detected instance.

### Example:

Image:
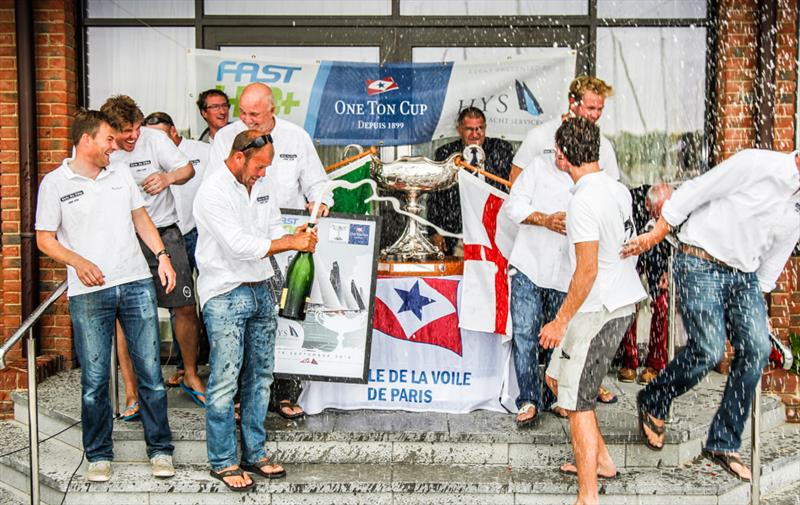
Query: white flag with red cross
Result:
<box><xmin>458</xmin><ymin>171</ymin><xmax>518</xmax><ymax>336</ymax></box>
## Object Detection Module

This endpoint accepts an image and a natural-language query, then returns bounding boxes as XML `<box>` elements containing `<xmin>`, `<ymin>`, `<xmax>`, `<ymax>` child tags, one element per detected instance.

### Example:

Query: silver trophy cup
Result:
<box><xmin>371</xmin><ymin>153</ymin><xmax>460</xmax><ymax>261</ymax></box>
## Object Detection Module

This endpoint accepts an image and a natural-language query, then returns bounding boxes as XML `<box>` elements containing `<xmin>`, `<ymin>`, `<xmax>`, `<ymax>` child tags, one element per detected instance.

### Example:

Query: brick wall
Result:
<box><xmin>714</xmin><ymin>0</ymin><xmax>800</xmax><ymax>418</ymax></box>
<box><xmin>0</xmin><ymin>0</ymin><xmax>77</xmax><ymax>415</ymax></box>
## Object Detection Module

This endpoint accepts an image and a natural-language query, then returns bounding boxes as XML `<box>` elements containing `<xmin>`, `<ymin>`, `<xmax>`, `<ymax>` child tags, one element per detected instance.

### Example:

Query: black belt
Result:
<box><xmin>156</xmin><ymin>223</ymin><xmax>180</xmax><ymax>233</ymax></box>
<box><xmin>241</xmin><ymin>281</ymin><xmax>265</xmax><ymax>288</ymax></box>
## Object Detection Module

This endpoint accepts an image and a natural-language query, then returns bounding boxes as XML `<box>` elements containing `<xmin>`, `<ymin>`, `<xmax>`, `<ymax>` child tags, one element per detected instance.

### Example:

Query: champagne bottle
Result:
<box><xmin>278</xmin><ymin>225</ymin><xmax>315</xmax><ymax>321</ymax></box>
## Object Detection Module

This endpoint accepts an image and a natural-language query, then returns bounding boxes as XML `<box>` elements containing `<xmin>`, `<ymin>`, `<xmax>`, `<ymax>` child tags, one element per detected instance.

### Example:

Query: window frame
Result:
<box><xmin>78</xmin><ymin>0</ymin><xmax>717</xmax><ymax>162</ymax></box>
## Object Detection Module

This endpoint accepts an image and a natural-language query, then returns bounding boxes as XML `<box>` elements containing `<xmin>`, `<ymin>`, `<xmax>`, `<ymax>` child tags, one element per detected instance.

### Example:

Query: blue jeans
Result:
<box><xmin>69</xmin><ymin>279</ymin><xmax>173</xmax><ymax>462</ymax></box>
<box><xmin>640</xmin><ymin>252</ymin><xmax>770</xmax><ymax>453</ymax></box>
<box><xmin>203</xmin><ymin>282</ymin><xmax>277</xmax><ymax>470</ymax></box>
<box><xmin>511</xmin><ymin>271</ymin><xmax>566</xmax><ymax>411</ymax></box>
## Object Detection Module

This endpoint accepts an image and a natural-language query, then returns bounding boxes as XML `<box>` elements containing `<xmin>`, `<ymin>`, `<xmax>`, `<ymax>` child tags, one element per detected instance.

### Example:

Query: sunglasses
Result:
<box><xmin>240</xmin><ymin>134</ymin><xmax>273</xmax><ymax>152</ymax></box>
<box><xmin>143</xmin><ymin>115</ymin><xmax>174</xmax><ymax>127</ymax></box>
<box><xmin>205</xmin><ymin>103</ymin><xmax>230</xmax><ymax>111</ymax></box>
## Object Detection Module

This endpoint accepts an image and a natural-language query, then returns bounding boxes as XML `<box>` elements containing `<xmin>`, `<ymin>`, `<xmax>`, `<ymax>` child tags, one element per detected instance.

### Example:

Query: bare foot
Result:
<box><xmin>516</xmin><ymin>404</ymin><xmax>537</xmax><ymax>425</ymax></box>
<box><xmin>215</xmin><ymin>465</ymin><xmax>252</xmax><ymax>489</ymax></box>
<box><xmin>182</xmin><ymin>373</ymin><xmax>206</xmax><ymax>404</ymax></box>
<box><xmin>641</xmin><ymin>412</ymin><xmax>665</xmax><ymax>449</ymax></box>
<box><xmin>165</xmin><ymin>370</ymin><xmax>184</xmax><ymax>387</ymax></box>
<box><xmin>559</xmin><ymin>462</ymin><xmax>617</xmax><ymax>479</ymax></box>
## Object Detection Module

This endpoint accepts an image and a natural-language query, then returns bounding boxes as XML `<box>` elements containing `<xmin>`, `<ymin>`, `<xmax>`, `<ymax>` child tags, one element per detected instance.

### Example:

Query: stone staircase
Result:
<box><xmin>0</xmin><ymin>368</ymin><xmax>799</xmax><ymax>504</ymax></box>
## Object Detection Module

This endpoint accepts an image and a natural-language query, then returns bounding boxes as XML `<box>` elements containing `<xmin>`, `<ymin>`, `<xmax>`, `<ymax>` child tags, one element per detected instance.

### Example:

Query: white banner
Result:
<box><xmin>188</xmin><ymin>48</ymin><xmax>576</xmax><ymax>146</ymax></box>
<box><xmin>299</xmin><ymin>276</ymin><xmax>519</xmax><ymax>414</ymax></box>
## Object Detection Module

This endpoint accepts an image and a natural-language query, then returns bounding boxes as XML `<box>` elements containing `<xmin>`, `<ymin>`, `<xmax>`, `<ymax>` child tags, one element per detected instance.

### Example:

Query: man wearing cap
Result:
<box><xmin>144</xmin><ymin>111</ymin><xmax>211</xmax><ymax>385</ymax></box>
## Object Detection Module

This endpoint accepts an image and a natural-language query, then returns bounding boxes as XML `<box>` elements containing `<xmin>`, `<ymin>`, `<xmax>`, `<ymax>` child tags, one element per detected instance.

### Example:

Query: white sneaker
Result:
<box><xmin>85</xmin><ymin>460</ymin><xmax>112</xmax><ymax>482</ymax></box>
<box><xmin>151</xmin><ymin>454</ymin><xmax>175</xmax><ymax>479</ymax></box>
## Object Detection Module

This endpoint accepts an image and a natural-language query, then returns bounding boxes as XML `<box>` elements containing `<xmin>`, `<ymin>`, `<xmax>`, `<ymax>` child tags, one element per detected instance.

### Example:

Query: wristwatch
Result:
<box><xmin>156</xmin><ymin>249</ymin><xmax>171</xmax><ymax>260</ymax></box>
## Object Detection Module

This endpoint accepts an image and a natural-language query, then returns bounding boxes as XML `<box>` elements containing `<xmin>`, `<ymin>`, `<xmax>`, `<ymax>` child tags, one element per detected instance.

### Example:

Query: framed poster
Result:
<box><xmin>272</xmin><ymin>209</ymin><xmax>381</xmax><ymax>383</ymax></box>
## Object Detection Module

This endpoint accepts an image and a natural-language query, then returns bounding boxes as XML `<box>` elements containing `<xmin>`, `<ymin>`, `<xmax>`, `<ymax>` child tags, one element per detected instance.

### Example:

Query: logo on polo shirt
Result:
<box><xmin>129</xmin><ymin>160</ymin><xmax>151</xmax><ymax>168</ymax></box>
<box><xmin>561</xmin><ymin>350</ymin><xmax>570</xmax><ymax>360</ymax></box>
<box><xmin>279</xmin><ymin>153</ymin><xmax>297</xmax><ymax>161</ymax></box>
<box><xmin>190</xmin><ymin>159</ymin><xmax>201</xmax><ymax>166</ymax></box>
<box><xmin>60</xmin><ymin>190</ymin><xmax>84</xmax><ymax>203</ymax></box>
<box><xmin>256</xmin><ymin>195</ymin><xmax>270</xmax><ymax>204</ymax></box>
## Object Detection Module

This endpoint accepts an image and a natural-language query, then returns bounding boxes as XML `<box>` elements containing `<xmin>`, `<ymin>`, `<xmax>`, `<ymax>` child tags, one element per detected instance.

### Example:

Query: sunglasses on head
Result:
<box><xmin>143</xmin><ymin>115</ymin><xmax>174</xmax><ymax>127</ymax></box>
<box><xmin>240</xmin><ymin>134</ymin><xmax>273</xmax><ymax>152</ymax></box>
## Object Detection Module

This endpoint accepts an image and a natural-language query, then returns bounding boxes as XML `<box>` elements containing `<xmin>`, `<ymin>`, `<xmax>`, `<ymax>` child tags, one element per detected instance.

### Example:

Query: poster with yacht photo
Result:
<box><xmin>272</xmin><ymin>209</ymin><xmax>381</xmax><ymax>383</ymax></box>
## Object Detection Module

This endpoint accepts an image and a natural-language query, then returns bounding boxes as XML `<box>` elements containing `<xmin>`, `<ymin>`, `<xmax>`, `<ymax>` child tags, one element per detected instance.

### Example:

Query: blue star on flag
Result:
<box><xmin>394</xmin><ymin>281</ymin><xmax>434</xmax><ymax>320</ymax></box>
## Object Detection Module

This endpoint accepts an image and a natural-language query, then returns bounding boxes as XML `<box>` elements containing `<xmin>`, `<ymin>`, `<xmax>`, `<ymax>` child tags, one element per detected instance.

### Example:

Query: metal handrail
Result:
<box><xmin>0</xmin><ymin>281</ymin><xmax>67</xmax><ymax>370</ymax></box>
<box><xmin>0</xmin><ymin>280</ymin><xmax>67</xmax><ymax>505</ymax></box>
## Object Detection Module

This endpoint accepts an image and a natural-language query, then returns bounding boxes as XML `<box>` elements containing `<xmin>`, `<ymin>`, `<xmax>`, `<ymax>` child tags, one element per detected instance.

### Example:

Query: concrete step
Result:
<box><xmin>0</xmin><ymin>419</ymin><xmax>798</xmax><ymax>505</ymax></box>
<box><xmin>0</xmin><ymin>482</ymin><xmax>28</xmax><ymax>505</ymax></box>
<box><xmin>12</xmin><ymin>368</ymin><xmax>787</xmax><ymax>469</ymax></box>
<box><xmin>761</xmin><ymin>478</ymin><xmax>800</xmax><ymax>505</ymax></box>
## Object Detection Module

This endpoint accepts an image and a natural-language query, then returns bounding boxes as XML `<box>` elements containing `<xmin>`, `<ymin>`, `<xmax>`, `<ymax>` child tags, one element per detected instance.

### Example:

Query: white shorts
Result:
<box><xmin>545</xmin><ymin>305</ymin><xmax>634</xmax><ymax>412</ymax></box>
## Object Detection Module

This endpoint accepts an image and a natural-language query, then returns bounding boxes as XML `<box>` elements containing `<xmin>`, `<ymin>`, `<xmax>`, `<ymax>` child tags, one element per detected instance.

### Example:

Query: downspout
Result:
<box><xmin>16</xmin><ymin>1</ymin><xmax>40</xmax><ymax>353</ymax></box>
<box><xmin>754</xmin><ymin>0</ymin><xmax>777</xmax><ymax>150</ymax></box>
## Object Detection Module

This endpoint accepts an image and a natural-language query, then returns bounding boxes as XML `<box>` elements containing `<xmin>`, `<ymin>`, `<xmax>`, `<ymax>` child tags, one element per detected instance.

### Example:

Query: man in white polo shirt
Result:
<box><xmin>195</xmin><ymin>130</ymin><xmax>317</xmax><ymax>491</ymax></box>
<box><xmin>144</xmin><ymin>111</ymin><xmax>211</xmax><ymax>385</ymax></box>
<box><xmin>509</xmin><ymin>76</ymin><xmax>620</xmax><ymax>185</ymax></box>
<box><xmin>208</xmin><ymin>82</ymin><xmax>333</xmax><ymax>419</ymax></box>
<box><xmin>101</xmin><ymin>96</ymin><xmax>206</xmax><ymax>412</ymax></box>
<box><xmin>503</xmin><ymin>154</ymin><xmax>572</xmax><ymax>426</ymax></box>
<box><xmin>35</xmin><ymin>109</ymin><xmax>177</xmax><ymax>482</ymax></box>
<box><xmin>622</xmin><ymin>148</ymin><xmax>800</xmax><ymax>482</ymax></box>
<box><xmin>540</xmin><ymin>117</ymin><xmax>646</xmax><ymax>505</ymax></box>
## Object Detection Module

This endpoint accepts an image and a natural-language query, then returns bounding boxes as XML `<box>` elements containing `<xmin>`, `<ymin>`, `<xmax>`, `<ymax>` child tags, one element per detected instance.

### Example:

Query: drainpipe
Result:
<box><xmin>16</xmin><ymin>0</ymin><xmax>40</xmax><ymax>354</ymax></box>
<box><xmin>754</xmin><ymin>0</ymin><xmax>777</xmax><ymax>150</ymax></box>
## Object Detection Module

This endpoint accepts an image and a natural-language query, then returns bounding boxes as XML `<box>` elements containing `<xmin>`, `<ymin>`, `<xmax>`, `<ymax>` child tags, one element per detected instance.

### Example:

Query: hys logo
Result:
<box><xmin>366</xmin><ymin>77</ymin><xmax>399</xmax><ymax>96</ymax></box>
<box><xmin>515</xmin><ymin>80</ymin><xmax>543</xmax><ymax>117</ymax></box>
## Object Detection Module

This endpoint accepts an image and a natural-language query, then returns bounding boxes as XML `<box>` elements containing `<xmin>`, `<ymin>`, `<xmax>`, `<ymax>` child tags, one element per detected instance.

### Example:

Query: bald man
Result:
<box><xmin>208</xmin><ymin>83</ymin><xmax>332</xmax><ymax>419</ymax></box>
<box><xmin>618</xmin><ymin>183</ymin><xmax>673</xmax><ymax>385</ymax></box>
<box><xmin>208</xmin><ymin>83</ymin><xmax>332</xmax><ymax>214</ymax></box>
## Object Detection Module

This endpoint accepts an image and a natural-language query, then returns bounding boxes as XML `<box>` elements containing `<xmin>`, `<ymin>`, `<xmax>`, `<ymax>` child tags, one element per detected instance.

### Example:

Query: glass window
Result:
<box><xmin>220</xmin><ymin>46</ymin><xmax>380</xmax><ymax>63</ymax></box>
<box><xmin>87</xmin><ymin>27</ymin><xmax>196</xmax><ymax>131</ymax></box>
<box><xmin>87</xmin><ymin>0</ymin><xmax>195</xmax><ymax>18</ymax></box>
<box><xmin>401</xmin><ymin>0</ymin><xmax>587</xmax><ymax>16</ymax></box>
<box><xmin>205</xmin><ymin>0</ymin><xmax>391</xmax><ymax>16</ymax></box>
<box><xmin>596</xmin><ymin>26</ymin><xmax>707</xmax><ymax>185</ymax></box>
<box><xmin>597</xmin><ymin>0</ymin><xmax>706</xmax><ymax>19</ymax></box>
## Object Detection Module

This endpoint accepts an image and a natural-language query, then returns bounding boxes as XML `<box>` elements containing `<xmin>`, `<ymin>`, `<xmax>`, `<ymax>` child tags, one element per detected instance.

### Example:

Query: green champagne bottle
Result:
<box><xmin>278</xmin><ymin>226</ymin><xmax>315</xmax><ymax>321</ymax></box>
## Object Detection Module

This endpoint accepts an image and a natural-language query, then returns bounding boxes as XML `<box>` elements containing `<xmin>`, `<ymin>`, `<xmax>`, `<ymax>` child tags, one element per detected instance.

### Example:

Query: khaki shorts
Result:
<box><xmin>546</xmin><ymin>306</ymin><xmax>634</xmax><ymax>412</ymax></box>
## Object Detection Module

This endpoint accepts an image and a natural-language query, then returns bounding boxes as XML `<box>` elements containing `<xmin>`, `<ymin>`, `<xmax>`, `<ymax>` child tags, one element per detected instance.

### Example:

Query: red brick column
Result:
<box><xmin>714</xmin><ymin>0</ymin><xmax>800</xmax><ymax>421</ymax></box>
<box><xmin>0</xmin><ymin>0</ymin><xmax>78</xmax><ymax>416</ymax></box>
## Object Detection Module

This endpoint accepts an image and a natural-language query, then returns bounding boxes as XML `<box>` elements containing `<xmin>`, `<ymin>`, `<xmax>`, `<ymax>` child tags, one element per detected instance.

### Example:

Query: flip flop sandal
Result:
<box><xmin>276</xmin><ymin>399</ymin><xmax>304</xmax><ymax>420</ymax></box>
<box><xmin>515</xmin><ymin>404</ymin><xmax>538</xmax><ymax>428</ymax></box>
<box><xmin>596</xmin><ymin>386</ymin><xmax>618</xmax><ymax>404</ymax></box>
<box><xmin>121</xmin><ymin>401</ymin><xmax>140</xmax><ymax>422</ymax></box>
<box><xmin>209</xmin><ymin>467</ymin><xmax>254</xmax><ymax>492</ymax></box>
<box><xmin>180</xmin><ymin>382</ymin><xmax>206</xmax><ymax>408</ymax></box>
<box><xmin>241</xmin><ymin>458</ymin><xmax>286</xmax><ymax>479</ymax></box>
<box><xmin>637</xmin><ymin>392</ymin><xmax>665</xmax><ymax>451</ymax></box>
<box><xmin>701</xmin><ymin>450</ymin><xmax>751</xmax><ymax>482</ymax></box>
<box><xmin>558</xmin><ymin>463</ymin><xmax>619</xmax><ymax>479</ymax></box>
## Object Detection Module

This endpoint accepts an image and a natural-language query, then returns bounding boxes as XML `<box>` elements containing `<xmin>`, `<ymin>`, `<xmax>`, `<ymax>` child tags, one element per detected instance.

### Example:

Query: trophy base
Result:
<box><xmin>377</xmin><ymin>256</ymin><xmax>463</xmax><ymax>277</ymax></box>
